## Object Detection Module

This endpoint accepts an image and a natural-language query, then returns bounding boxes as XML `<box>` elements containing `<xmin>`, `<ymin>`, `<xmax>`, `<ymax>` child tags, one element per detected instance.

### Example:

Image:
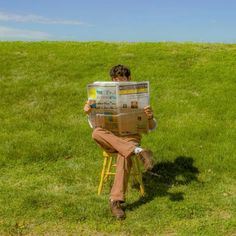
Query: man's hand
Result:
<box><xmin>84</xmin><ymin>100</ymin><xmax>93</xmax><ymax>115</ymax></box>
<box><xmin>144</xmin><ymin>105</ymin><xmax>154</xmax><ymax>120</ymax></box>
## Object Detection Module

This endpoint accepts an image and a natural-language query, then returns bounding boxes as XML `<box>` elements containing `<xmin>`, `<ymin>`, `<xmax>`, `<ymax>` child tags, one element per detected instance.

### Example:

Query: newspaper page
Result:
<box><xmin>87</xmin><ymin>81</ymin><xmax>149</xmax><ymax>135</ymax></box>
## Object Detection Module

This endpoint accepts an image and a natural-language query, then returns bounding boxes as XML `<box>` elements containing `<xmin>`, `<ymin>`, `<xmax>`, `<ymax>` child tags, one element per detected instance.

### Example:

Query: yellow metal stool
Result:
<box><xmin>98</xmin><ymin>151</ymin><xmax>145</xmax><ymax>196</ymax></box>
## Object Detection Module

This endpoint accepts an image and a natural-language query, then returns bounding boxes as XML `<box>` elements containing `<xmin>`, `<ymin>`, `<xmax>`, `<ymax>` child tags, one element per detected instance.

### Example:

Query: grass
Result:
<box><xmin>0</xmin><ymin>41</ymin><xmax>235</xmax><ymax>235</ymax></box>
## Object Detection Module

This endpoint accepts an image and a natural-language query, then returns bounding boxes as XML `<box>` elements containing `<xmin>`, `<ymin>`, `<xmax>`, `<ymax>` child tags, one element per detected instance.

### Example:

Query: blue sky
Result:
<box><xmin>0</xmin><ymin>0</ymin><xmax>236</xmax><ymax>42</ymax></box>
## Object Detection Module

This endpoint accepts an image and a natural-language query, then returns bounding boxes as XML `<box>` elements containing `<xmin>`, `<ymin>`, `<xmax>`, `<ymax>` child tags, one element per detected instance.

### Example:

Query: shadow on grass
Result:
<box><xmin>126</xmin><ymin>156</ymin><xmax>200</xmax><ymax>211</ymax></box>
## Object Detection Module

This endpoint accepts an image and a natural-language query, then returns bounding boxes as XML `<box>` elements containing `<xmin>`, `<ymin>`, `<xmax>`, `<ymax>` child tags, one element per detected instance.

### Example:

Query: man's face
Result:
<box><xmin>112</xmin><ymin>76</ymin><xmax>131</xmax><ymax>82</ymax></box>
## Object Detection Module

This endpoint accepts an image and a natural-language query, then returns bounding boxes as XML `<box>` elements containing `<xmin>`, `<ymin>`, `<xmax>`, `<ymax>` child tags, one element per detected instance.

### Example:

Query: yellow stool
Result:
<box><xmin>98</xmin><ymin>151</ymin><xmax>145</xmax><ymax>196</ymax></box>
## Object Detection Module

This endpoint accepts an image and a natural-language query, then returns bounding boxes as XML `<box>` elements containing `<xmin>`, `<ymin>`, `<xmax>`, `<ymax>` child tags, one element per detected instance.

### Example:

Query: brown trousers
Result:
<box><xmin>92</xmin><ymin>128</ymin><xmax>141</xmax><ymax>201</ymax></box>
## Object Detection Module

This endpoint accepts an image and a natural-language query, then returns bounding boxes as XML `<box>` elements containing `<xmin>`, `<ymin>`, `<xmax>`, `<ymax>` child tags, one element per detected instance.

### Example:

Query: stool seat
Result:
<box><xmin>98</xmin><ymin>151</ymin><xmax>145</xmax><ymax>196</ymax></box>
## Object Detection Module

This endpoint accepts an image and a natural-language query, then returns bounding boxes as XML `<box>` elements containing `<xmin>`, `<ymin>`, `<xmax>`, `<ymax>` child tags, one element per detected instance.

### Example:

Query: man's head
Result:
<box><xmin>110</xmin><ymin>64</ymin><xmax>131</xmax><ymax>81</ymax></box>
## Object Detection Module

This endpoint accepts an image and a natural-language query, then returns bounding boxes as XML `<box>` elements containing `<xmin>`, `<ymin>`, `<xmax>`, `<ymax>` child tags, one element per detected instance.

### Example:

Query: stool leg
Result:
<box><xmin>105</xmin><ymin>155</ymin><xmax>113</xmax><ymax>181</ymax></box>
<box><xmin>98</xmin><ymin>156</ymin><xmax>108</xmax><ymax>195</ymax></box>
<box><xmin>98</xmin><ymin>152</ymin><xmax>144</xmax><ymax>197</ymax></box>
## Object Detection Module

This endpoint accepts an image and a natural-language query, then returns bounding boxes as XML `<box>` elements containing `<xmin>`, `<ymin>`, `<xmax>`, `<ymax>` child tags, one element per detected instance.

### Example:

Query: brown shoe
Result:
<box><xmin>109</xmin><ymin>200</ymin><xmax>125</xmax><ymax>220</ymax></box>
<box><xmin>138</xmin><ymin>150</ymin><xmax>154</xmax><ymax>171</ymax></box>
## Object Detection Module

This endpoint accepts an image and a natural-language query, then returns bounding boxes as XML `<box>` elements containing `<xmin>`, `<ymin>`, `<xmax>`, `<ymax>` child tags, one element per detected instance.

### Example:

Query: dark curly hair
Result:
<box><xmin>109</xmin><ymin>64</ymin><xmax>131</xmax><ymax>79</ymax></box>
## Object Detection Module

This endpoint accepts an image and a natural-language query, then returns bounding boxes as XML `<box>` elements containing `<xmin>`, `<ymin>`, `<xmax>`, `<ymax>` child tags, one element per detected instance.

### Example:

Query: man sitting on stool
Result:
<box><xmin>84</xmin><ymin>64</ymin><xmax>156</xmax><ymax>220</ymax></box>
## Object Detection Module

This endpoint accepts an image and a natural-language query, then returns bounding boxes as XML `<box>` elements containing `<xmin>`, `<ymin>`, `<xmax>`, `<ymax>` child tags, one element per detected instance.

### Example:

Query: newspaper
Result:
<box><xmin>87</xmin><ymin>81</ymin><xmax>150</xmax><ymax>135</ymax></box>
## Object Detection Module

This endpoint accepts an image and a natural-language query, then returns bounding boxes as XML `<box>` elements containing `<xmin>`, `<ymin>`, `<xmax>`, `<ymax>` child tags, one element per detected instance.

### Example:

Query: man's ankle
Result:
<box><xmin>134</xmin><ymin>146</ymin><xmax>143</xmax><ymax>155</ymax></box>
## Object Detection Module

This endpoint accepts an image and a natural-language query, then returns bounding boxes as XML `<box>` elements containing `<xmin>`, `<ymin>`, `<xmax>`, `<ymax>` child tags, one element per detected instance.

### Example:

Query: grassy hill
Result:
<box><xmin>0</xmin><ymin>41</ymin><xmax>235</xmax><ymax>235</ymax></box>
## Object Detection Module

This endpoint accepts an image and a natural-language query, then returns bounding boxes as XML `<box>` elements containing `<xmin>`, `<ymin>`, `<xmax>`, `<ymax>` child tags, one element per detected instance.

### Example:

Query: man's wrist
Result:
<box><xmin>148</xmin><ymin>115</ymin><xmax>154</xmax><ymax>120</ymax></box>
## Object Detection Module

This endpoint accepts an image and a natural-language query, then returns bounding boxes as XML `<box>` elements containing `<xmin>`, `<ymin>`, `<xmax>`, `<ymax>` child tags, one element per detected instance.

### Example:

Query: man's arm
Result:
<box><xmin>144</xmin><ymin>105</ymin><xmax>157</xmax><ymax>130</ymax></box>
<box><xmin>84</xmin><ymin>101</ymin><xmax>92</xmax><ymax>115</ymax></box>
<box><xmin>84</xmin><ymin>100</ymin><xmax>95</xmax><ymax>128</ymax></box>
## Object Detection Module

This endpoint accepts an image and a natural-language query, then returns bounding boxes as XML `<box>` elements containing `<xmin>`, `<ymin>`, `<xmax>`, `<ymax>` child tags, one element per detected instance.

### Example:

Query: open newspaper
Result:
<box><xmin>87</xmin><ymin>81</ymin><xmax>150</xmax><ymax>136</ymax></box>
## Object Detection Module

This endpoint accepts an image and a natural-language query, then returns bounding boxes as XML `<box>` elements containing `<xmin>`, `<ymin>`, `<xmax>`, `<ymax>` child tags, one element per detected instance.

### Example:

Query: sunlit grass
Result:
<box><xmin>0</xmin><ymin>41</ymin><xmax>235</xmax><ymax>235</ymax></box>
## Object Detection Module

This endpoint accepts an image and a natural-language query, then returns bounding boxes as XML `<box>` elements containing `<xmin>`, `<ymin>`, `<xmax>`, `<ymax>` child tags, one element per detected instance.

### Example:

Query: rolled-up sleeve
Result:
<box><xmin>148</xmin><ymin>118</ymin><xmax>157</xmax><ymax>132</ymax></box>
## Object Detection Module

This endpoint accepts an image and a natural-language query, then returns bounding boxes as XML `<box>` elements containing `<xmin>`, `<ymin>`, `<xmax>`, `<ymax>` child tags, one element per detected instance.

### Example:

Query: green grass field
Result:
<box><xmin>0</xmin><ymin>42</ymin><xmax>235</xmax><ymax>235</ymax></box>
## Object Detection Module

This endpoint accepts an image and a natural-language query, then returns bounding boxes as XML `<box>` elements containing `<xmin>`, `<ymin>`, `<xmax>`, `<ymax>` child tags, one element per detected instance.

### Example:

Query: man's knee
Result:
<box><xmin>92</xmin><ymin>127</ymin><xmax>103</xmax><ymax>141</ymax></box>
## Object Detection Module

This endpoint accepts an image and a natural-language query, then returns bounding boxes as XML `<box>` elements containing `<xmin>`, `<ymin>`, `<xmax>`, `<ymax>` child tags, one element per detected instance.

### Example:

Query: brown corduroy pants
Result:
<box><xmin>92</xmin><ymin>127</ymin><xmax>141</xmax><ymax>202</ymax></box>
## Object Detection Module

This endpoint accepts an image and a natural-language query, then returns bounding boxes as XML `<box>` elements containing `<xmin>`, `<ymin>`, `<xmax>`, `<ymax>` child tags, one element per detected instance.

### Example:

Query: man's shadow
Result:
<box><xmin>126</xmin><ymin>156</ymin><xmax>200</xmax><ymax>210</ymax></box>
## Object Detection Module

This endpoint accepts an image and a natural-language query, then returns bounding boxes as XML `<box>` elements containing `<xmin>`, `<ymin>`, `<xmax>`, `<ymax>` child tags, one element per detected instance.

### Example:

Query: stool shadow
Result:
<box><xmin>126</xmin><ymin>156</ymin><xmax>200</xmax><ymax>211</ymax></box>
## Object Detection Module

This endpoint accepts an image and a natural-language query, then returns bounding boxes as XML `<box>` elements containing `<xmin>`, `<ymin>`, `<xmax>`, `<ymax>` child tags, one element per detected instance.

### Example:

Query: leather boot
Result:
<box><xmin>138</xmin><ymin>150</ymin><xmax>154</xmax><ymax>170</ymax></box>
<box><xmin>109</xmin><ymin>200</ymin><xmax>125</xmax><ymax>220</ymax></box>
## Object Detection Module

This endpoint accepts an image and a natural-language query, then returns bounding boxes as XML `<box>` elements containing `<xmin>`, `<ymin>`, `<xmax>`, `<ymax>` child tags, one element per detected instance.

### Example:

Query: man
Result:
<box><xmin>84</xmin><ymin>64</ymin><xmax>156</xmax><ymax>219</ymax></box>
